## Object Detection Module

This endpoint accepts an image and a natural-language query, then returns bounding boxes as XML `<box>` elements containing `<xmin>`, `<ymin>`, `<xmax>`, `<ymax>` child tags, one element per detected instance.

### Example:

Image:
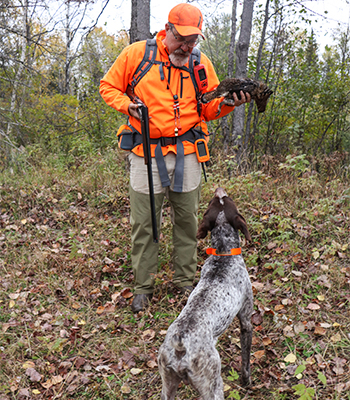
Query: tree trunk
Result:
<box><xmin>231</xmin><ymin>0</ymin><xmax>254</xmax><ymax>164</ymax></box>
<box><xmin>221</xmin><ymin>0</ymin><xmax>238</xmax><ymax>155</ymax></box>
<box><xmin>227</xmin><ymin>0</ymin><xmax>237</xmax><ymax>79</ymax></box>
<box><xmin>63</xmin><ymin>0</ymin><xmax>90</xmax><ymax>95</ymax></box>
<box><xmin>244</xmin><ymin>0</ymin><xmax>270</xmax><ymax>152</ymax></box>
<box><xmin>65</xmin><ymin>0</ymin><xmax>71</xmax><ymax>94</ymax></box>
<box><xmin>130</xmin><ymin>0</ymin><xmax>150</xmax><ymax>44</ymax></box>
<box><xmin>8</xmin><ymin>0</ymin><xmax>29</xmax><ymax>129</ymax></box>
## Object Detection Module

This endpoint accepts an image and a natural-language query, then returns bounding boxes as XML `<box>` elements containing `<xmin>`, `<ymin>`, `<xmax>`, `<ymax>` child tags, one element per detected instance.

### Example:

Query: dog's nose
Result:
<box><xmin>214</xmin><ymin>187</ymin><xmax>228</xmax><ymax>200</ymax></box>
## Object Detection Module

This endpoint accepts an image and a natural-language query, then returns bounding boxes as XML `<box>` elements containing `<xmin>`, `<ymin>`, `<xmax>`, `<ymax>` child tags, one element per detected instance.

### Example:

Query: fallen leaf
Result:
<box><xmin>8</xmin><ymin>293</ymin><xmax>20</xmax><ymax>300</ymax></box>
<box><xmin>71</xmin><ymin>301</ymin><xmax>81</xmax><ymax>309</ymax></box>
<box><xmin>159</xmin><ymin>330</ymin><xmax>167</xmax><ymax>335</ymax></box>
<box><xmin>121</xmin><ymin>384</ymin><xmax>131</xmax><ymax>394</ymax></box>
<box><xmin>282</xmin><ymin>298</ymin><xmax>292</xmax><ymax>306</ymax></box>
<box><xmin>41</xmin><ymin>313</ymin><xmax>52</xmax><ymax>320</ymax></box>
<box><xmin>130</xmin><ymin>368</ymin><xmax>143</xmax><ymax>375</ymax></box>
<box><xmin>18</xmin><ymin>388</ymin><xmax>30</xmax><ymax>397</ymax></box>
<box><xmin>51</xmin><ymin>375</ymin><xmax>63</xmax><ymax>385</ymax></box>
<box><xmin>254</xmin><ymin>350</ymin><xmax>265</xmax><ymax>359</ymax></box>
<box><xmin>22</xmin><ymin>361</ymin><xmax>35</xmax><ymax>369</ymax></box>
<box><xmin>262</xmin><ymin>337</ymin><xmax>272</xmax><ymax>346</ymax></box>
<box><xmin>251</xmin><ymin>311</ymin><xmax>263</xmax><ymax>325</ymax></box>
<box><xmin>251</xmin><ymin>281</ymin><xmax>264</xmax><ymax>292</ymax></box>
<box><xmin>293</xmin><ymin>322</ymin><xmax>305</xmax><ymax>334</ymax></box>
<box><xmin>283</xmin><ymin>325</ymin><xmax>295</xmax><ymax>337</ymax></box>
<box><xmin>223</xmin><ymin>383</ymin><xmax>231</xmax><ymax>392</ymax></box>
<box><xmin>121</xmin><ymin>288</ymin><xmax>133</xmax><ymax>299</ymax></box>
<box><xmin>307</xmin><ymin>303</ymin><xmax>320</xmax><ymax>310</ymax></box>
<box><xmin>314</xmin><ymin>326</ymin><xmax>326</xmax><ymax>335</ymax></box>
<box><xmin>26</xmin><ymin>368</ymin><xmax>42</xmax><ymax>382</ymax></box>
<box><xmin>41</xmin><ymin>380</ymin><xmax>53</xmax><ymax>389</ymax></box>
<box><xmin>32</xmin><ymin>389</ymin><xmax>41</xmax><ymax>394</ymax></box>
<box><xmin>75</xmin><ymin>357</ymin><xmax>86</xmax><ymax>368</ymax></box>
<box><xmin>291</xmin><ymin>270</ymin><xmax>302</xmax><ymax>277</ymax></box>
<box><xmin>147</xmin><ymin>359</ymin><xmax>157</xmax><ymax>368</ymax></box>
<box><xmin>142</xmin><ymin>329</ymin><xmax>156</xmax><ymax>342</ymax></box>
<box><xmin>9</xmin><ymin>300</ymin><xmax>15</xmax><ymax>308</ymax></box>
<box><xmin>284</xmin><ymin>353</ymin><xmax>297</xmax><ymax>363</ymax></box>
<box><xmin>331</xmin><ymin>333</ymin><xmax>341</xmax><ymax>343</ymax></box>
<box><xmin>95</xmin><ymin>365</ymin><xmax>111</xmax><ymax>372</ymax></box>
<box><xmin>96</xmin><ymin>306</ymin><xmax>105</xmax><ymax>315</ymax></box>
<box><xmin>111</xmin><ymin>292</ymin><xmax>120</xmax><ymax>302</ymax></box>
<box><xmin>292</xmin><ymin>255</ymin><xmax>301</xmax><ymax>263</ymax></box>
<box><xmin>103</xmin><ymin>302</ymin><xmax>115</xmax><ymax>314</ymax></box>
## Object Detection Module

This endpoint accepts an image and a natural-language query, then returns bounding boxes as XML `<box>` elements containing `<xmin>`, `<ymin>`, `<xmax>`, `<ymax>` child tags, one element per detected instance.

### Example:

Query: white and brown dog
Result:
<box><xmin>158</xmin><ymin>188</ymin><xmax>253</xmax><ymax>400</ymax></box>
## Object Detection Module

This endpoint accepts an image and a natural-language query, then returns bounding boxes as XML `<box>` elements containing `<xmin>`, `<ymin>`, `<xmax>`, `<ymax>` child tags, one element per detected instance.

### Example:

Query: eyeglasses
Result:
<box><xmin>170</xmin><ymin>25</ymin><xmax>199</xmax><ymax>48</ymax></box>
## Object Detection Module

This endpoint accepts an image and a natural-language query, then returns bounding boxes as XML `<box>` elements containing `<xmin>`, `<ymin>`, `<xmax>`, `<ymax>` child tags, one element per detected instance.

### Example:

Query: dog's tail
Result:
<box><xmin>171</xmin><ymin>333</ymin><xmax>186</xmax><ymax>359</ymax></box>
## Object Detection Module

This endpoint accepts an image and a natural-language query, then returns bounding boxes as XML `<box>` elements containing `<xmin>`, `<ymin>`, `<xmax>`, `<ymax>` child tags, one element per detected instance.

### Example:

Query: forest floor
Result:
<box><xmin>0</xmin><ymin>150</ymin><xmax>349</xmax><ymax>400</ymax></box>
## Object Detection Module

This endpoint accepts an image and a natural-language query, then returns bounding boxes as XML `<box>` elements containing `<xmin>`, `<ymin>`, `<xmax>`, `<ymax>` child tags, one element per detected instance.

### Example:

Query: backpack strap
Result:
<box><xmin>189</xmin><ymin>47</ymin><xmax>201</xmax><ymax>97</ymax></box>
<box><xmin>131</xmin><ymin>39</ymin><xmax>202</xmax><ymax>99</ymax></box>
<box><xmin>130</xmin><ymin>39</ymin><xmax>163</xmax><ymax>89</ymax></box>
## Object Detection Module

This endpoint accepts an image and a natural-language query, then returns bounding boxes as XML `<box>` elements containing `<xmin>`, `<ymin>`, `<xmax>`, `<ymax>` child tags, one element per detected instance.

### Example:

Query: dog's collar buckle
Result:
<box><xmin>206</xmin><ymin>247</ymin><xmax>241</xmax><ymax>256</ymax></box>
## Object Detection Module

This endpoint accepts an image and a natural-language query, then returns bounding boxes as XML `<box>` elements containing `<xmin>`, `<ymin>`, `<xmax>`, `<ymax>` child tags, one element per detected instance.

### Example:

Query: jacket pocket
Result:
<box><xmin>117</xmin><ymin>125</ymin><xmax>134</xmax><ymax>150</ymax></box>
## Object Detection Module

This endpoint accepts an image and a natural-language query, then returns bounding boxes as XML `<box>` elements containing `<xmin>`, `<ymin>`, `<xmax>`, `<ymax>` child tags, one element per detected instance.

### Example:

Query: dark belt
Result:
<box><xmin>130</xmin><ymin>127</ymin><xmax>204</xmax><ymax>193</ymax></box>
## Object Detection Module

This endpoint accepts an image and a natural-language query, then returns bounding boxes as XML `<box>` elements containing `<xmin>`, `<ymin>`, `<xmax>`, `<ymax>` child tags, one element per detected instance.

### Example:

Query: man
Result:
<box><xmin>100</xmin><ymin>4</ymin><xmax>250</xmax><ymax>312</ymax></box>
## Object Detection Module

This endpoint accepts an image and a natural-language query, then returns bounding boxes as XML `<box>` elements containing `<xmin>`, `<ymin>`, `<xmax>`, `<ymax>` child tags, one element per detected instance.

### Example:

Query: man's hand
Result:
<box><xmin>231</xmin><ymin>91</ymin><xmax>251</xmax><ymax>107</ymax></box>
<box><xmin>128</xmin><ymin>103</ymin><xmax>140</xmax><ymax>120</ymax></box>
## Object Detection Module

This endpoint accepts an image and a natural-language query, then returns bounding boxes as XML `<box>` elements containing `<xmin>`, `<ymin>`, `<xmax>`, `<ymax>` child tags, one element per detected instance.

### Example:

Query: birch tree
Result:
<box><xmin>232</xmin><ymin>0</ymin><xmax>254</xmax><ymax>163</ymax></box>
<box><xmin>244</xmin><ymin>0</ymin><xmax>270</xmax><ymax>152</ymax></box>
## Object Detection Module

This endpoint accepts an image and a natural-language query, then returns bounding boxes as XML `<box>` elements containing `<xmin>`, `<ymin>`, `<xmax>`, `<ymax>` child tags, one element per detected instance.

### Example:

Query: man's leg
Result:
<box><xmin>129</xmin><ymin>186</ymin><xmax>164</xmax><ymax>294</ymax></box>
<box><xmin>168</xmin><ymin>185</ymin><xmax>201</xmax><ymax>289</ymax></box>
<box><xmin>128</xmin><ymin>152</ymin><xmax>166</xmax><ymax>312</ymax></box>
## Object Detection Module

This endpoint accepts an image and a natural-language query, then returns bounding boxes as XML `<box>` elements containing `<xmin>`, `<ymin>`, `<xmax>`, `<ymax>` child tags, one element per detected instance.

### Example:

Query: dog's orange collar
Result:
<box><xmin>206</xmin><ymin>247</ymin><xmax>242</xmax><ymax>256</ymax></box>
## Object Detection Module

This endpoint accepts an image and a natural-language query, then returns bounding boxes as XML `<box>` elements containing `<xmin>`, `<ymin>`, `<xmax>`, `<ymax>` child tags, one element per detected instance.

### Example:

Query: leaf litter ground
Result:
<box><xmin>0</xmin><ymin>153</ymin><xmax>349</xmax><ymax>400</ymax></box>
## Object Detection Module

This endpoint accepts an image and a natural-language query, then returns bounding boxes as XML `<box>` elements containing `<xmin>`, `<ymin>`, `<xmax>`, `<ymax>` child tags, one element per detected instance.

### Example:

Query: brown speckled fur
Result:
<box><xmin>202</xmin><ymin>78</ymin><xmax>273</xmax><ymax>114</ymax></box>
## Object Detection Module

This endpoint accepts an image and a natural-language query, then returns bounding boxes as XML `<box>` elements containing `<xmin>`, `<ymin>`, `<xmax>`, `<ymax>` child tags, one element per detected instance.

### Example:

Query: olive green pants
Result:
<box><xmin>128</xmin><ymin>152</ymin><xmax>201</xmax><ymax>294</ymax></box>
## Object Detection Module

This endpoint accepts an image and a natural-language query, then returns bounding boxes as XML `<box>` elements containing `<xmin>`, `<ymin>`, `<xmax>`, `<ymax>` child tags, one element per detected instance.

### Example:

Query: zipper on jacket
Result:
<box><xmin>180</xmin><ymin>73</ymin><xmax>189</xmax><ymax>99</ymax></box>
<box><xmin>167</xmin><ymin>66</ymin><xmax>171</xmax><ymax>88</ymax></box>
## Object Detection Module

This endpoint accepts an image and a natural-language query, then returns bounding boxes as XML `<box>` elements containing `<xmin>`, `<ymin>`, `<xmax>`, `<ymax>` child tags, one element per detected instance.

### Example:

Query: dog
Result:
<box><xmin>158</xmin><ymin>188</ymin><xmax>253</xmax><ymax>400</ymax></box>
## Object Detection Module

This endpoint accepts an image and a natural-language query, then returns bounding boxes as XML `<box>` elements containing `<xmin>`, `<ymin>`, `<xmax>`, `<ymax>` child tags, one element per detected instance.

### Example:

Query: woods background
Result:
<box><xmin>1</xmin><ymin>0</ymin><xmax>350</xmax><ymax>173</ymax></box>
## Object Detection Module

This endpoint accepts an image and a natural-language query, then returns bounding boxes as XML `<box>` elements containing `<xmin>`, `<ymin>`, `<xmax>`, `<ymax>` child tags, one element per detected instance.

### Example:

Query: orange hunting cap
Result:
<box><xmin>168</xmin><ymin>4</ymin><xmax>205</xmax><ymax>39</ymax></box>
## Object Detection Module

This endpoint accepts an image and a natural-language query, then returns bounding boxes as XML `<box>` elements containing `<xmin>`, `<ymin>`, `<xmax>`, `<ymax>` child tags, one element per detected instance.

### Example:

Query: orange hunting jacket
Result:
<box><xmin>99</xmin><ymin>30</ymin><xmax>234</xmax><ymax>157</ymax></box>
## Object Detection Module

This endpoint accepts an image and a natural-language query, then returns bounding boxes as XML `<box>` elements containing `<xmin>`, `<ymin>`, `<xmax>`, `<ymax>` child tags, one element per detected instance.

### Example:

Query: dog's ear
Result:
<box><xmin>196</xmin><ymin>198</ymin><xmax>221</xmax><ymax>239</ymax></box>
<box><xmin>224</xmin><ymin>197</ymin><xmax>252</xmax><ymax>242</ymax></box>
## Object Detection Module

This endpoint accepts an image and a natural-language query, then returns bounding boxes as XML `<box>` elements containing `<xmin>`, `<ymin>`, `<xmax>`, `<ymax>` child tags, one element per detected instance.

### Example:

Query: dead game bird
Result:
<box><xmin>202</xmin><ymin>78</ymin><xmax>273</xmax><ymax>115</ymax></box>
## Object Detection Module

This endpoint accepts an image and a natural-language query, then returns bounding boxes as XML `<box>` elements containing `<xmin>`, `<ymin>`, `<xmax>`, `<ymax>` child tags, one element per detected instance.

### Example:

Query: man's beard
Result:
<box><xmin>169</xmin><ymin>49</ymin><xmax>190</xmax><ymax>67</ymax></box>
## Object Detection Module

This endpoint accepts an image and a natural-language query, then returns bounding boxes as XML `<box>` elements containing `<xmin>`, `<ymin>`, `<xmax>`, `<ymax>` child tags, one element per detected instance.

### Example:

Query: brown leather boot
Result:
<box><xmin>131</xmin><ymin>293</ymin><xmax>152</xmax><ymax>313</ymax></box>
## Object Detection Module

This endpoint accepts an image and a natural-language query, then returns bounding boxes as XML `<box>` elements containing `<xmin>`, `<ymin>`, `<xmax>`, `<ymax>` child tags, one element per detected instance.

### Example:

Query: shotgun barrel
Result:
<box><xmin>126</xmin><ymin>86</ymin><xmax>158</xmax><ymax>243</ymax></box>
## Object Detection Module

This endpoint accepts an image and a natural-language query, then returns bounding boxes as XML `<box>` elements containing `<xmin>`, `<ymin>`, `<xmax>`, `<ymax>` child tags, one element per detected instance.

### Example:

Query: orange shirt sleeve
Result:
<box><xmin>199</xmin><ymin>53</ymin><xmax>235</xmax><ymax>121</ymax></box>
<box><xmin>99</xmin><ymin>41</ymin><xmax>147</xmax><ymax>117</ymax></box>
